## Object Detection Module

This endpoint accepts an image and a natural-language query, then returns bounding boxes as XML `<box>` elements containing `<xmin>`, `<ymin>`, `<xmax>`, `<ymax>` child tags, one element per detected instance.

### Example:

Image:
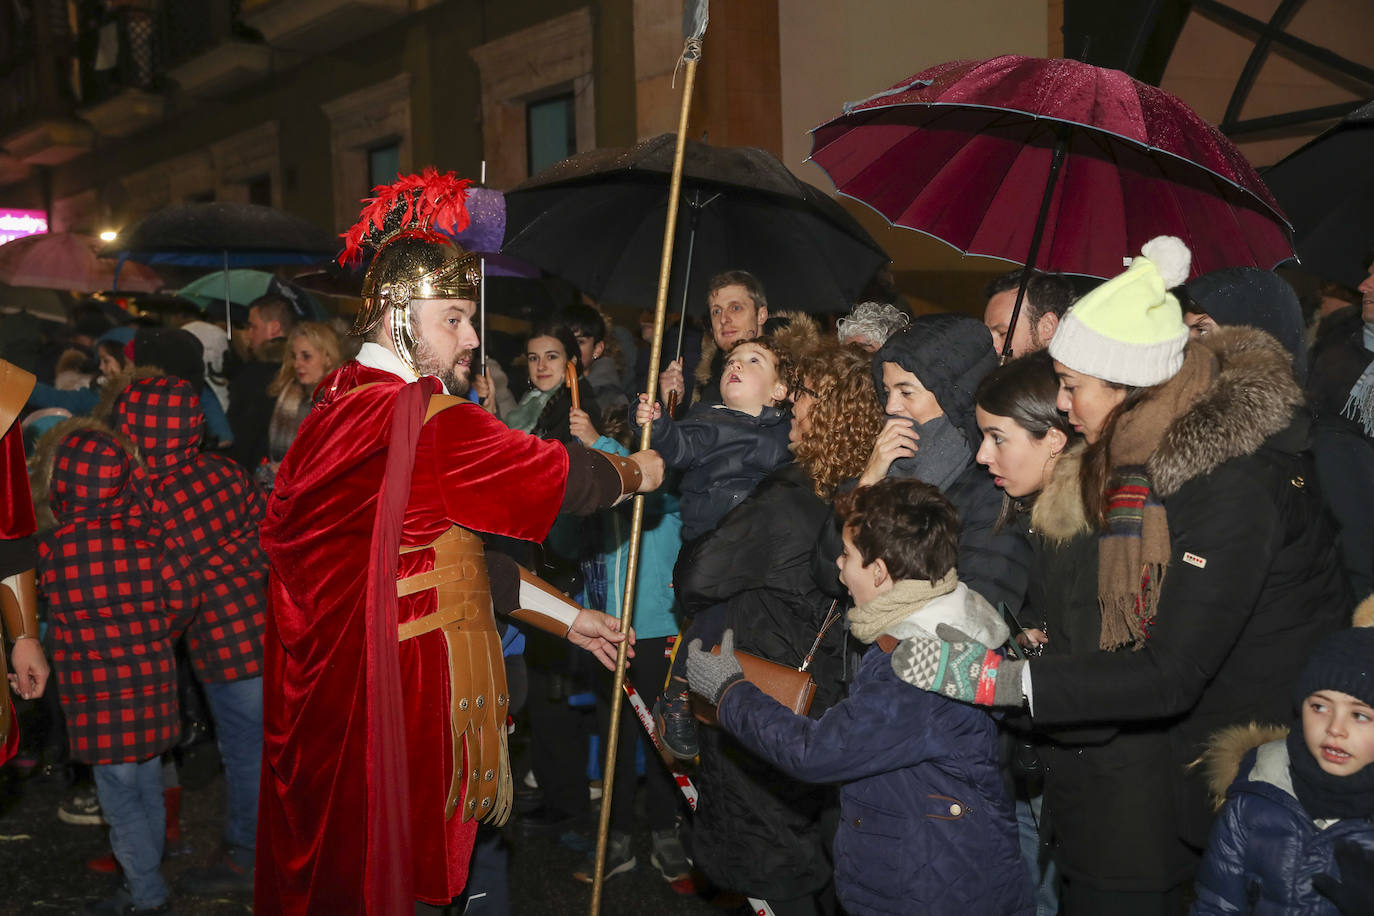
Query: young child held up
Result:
<box><xmin>685</xmin><ymin>478</ymin><xmax>1032</xmax><ymax>916</ymax></box>
<box><xmin>634</xmin><ymin>336</ymin><xmax>794</xmax><ymax>760</ymax></box>
<box><xmin>1192</xmin><ymin>606</ymin><xmax>1374</xmax><ymax>915</ymax></box>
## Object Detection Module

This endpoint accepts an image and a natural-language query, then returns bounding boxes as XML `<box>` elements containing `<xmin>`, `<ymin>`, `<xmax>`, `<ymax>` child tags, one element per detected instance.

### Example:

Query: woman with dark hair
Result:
<box><xmin>505</xmin><ymin>321</ymin><xmax>598</xmax><ymax>442</ymax></box>
<box><xmin>674</xmin><ymin>339</ymin><xmax>882</xmax><ymax>916</ymax></box>
<box><xmin>896</xmin><ymin>238</ymin><xmax>1350</xmax><ymax>915</ymax></box>
<box><xmin>976</xmin><ymin>351</ymin><xmax>1193</xmax><ymax>912</ymax></box>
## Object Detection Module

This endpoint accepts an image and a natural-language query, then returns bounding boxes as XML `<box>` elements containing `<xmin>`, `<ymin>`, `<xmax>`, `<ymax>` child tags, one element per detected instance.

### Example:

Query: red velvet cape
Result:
<box><xmin>255</xmin><ymin>364</ymin><xmax>570</xmax><ymax>913</ymax></box>
<box><xmin>1</xmin><ymin>418</ymin><xmax>35</xmax><ymax>764</ymax></box>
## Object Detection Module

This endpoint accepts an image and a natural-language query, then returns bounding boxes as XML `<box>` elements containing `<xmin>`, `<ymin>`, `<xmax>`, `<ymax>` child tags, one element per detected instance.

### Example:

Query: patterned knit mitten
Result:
<box><xmin>891</xmin><ymin>624</ymin><xmax>1025</xmax><ymax>707</ymax></box>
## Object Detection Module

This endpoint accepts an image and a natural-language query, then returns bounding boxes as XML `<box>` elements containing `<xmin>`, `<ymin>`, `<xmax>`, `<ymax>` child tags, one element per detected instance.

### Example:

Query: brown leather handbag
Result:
<box><xmin>692</xmin><ymin>601</ymin><xmax>842</xmax><ymax>722</ymax></box>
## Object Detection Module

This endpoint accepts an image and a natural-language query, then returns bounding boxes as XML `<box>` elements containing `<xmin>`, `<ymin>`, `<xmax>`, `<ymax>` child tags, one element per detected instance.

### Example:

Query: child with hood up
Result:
<box><xmin>39</xmin><ymin>425</ymin><xmax>194</xmax><ymax>915</ymax></box>
<box><xmin>113</xmin><ymin>375</ymin><xmax>268</xmax><ymax>897</ymax></box>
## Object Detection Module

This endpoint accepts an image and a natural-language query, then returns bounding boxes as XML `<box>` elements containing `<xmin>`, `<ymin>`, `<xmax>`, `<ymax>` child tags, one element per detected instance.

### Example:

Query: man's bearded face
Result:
<box><xmin>411</xmin><ymin>298</ymin><xmax>479</xmax><ymax>394</ymax></box>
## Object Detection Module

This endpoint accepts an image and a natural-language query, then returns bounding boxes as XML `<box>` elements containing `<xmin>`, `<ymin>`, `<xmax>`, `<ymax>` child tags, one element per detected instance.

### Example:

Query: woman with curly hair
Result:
<box><xmin>790</xmin><ymin>341</ymin><xmax>886</xmax><ymax>498</ymax></box>
<box><xmin>674</xmin><ymin>339</ymin><xmax>882</xmax><ymax>916</ymax></box>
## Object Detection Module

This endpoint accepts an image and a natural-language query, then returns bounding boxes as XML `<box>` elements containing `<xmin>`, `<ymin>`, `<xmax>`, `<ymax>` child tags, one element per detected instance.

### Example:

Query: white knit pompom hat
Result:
<box><xmin>1048</xmin><ymin>236</ymin><xmax>1192</xmax><ymax>387</ymax></box>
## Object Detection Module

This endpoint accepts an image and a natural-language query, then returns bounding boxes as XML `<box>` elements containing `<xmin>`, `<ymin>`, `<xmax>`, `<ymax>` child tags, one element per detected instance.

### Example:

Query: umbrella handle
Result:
<box><xmin>665</xmin><ymin>390</ymin><xmax>679</xmax><ymax>416</ymax></box>
<box><xmin>1002</xmin><ymin>124</ymin><xmax>1069</xmax><ymax>361</ymax></box>
<box><xmin>566</xmin><ymin>362</ymin><xmax>581</xmax><ymax>411</ymax></box>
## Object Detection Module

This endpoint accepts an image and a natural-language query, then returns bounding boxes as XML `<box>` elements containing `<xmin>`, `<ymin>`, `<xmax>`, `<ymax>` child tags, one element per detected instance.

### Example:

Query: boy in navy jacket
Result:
<box><xmin>687</xmin><ymin>478</ymin><xmax>1031</xmax><ymax>916</ymax></box>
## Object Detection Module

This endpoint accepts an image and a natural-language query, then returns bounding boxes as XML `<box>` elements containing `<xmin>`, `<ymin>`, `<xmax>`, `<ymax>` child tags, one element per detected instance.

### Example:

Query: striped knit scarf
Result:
<box><xmin>1098</xmin><ymin>345</ymin><xmax>1215</xmax><ymax>650</ymax></box>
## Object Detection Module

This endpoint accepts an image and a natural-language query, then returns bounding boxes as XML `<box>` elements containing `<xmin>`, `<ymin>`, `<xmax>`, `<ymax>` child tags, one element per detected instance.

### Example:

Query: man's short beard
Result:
<box><xmin>412</xmin><ymin>332</ymin><xmax>472</xmax><ymax>395</ymax></box>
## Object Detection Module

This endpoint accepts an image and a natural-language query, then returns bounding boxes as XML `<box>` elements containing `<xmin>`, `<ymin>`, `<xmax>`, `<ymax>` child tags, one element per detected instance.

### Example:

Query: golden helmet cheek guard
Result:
<box><xmin>352</xmin><ymin>229</ymin><xmax>482</xmax><ymax>375</ymax></box>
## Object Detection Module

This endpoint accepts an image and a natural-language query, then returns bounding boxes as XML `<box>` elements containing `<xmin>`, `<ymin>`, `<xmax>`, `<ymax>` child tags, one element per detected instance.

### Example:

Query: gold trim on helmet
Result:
<box><xmin>352</xmin><ymin>230</ymin><xmax>481</xmax><ymax>373</ymax></box>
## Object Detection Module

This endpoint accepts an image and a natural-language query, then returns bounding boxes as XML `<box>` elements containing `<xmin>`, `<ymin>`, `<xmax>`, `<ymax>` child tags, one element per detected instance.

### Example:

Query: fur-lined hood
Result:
<box><xmin>1030</xmin><ymin>326</ymin><xmax>1301</xmax><ymax>540</ymax></box>
<box><xmin>1194</xmin><ymin>722</ymin><xmax>1290</xmax><ymax>809</ymax></box>
<box><xmin>692</xmin><ymin>310</ymin><xmax>822</xmax><ymax>400</ymax></box>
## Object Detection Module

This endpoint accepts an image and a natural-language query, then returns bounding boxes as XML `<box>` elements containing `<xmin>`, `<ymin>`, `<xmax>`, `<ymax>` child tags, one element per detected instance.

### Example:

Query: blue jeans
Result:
<box><xmin>1017</xmin><ymin>794</ymin><xmax>1058</xmax><ymax>916</ymax></box>
<box><xmin>93</xmin><ymin>758</ymin><xmax>168</xmax><ymax>909</ymax></box>
<box><xmin>204</xmin><ymin>676</ymin><xmax>263</xmax><ymax>853</ymax></box>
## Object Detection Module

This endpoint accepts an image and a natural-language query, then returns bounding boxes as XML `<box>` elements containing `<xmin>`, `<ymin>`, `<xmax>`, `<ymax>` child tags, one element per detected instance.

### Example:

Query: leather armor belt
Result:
<box><xmin>396</xmin><ymin>525</ymin><xmax>513</xmax><ymax>827</ymax></box>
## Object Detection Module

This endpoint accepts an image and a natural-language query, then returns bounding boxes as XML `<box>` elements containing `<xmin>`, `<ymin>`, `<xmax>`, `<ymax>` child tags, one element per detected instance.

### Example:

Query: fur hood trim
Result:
<box><xmin>1030</xmin><ymin>443</ymin><xmax>1090</xmax><ymax>542</ymax></box>
<box><xmin>1353</xmin><ymin>595</ymin><xmax>1374</xmax><ymax>629</ymax></box>
<box><xmin>693</xmin><ymin>310</ymin><xmax>821</xmax><ymax>399</ymax></box>
<box><xmin>1149</xmin><ymin>326</ymin><xmax>1303</xmax><ymax>498</ymax></box>
<box><xmin>30</xmin><ymin>416</ymin><xmax>141</xmax><ymax>532</ymax></box>
<box><xmin>1192</xmin><ymin>722</ymin><xmax>1290</xmax><ymax>809</ymax></box>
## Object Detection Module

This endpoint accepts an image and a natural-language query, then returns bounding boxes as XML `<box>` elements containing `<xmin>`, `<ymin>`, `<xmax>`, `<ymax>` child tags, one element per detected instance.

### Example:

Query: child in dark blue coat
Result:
<box><xmin>636</xmin><ymin>336</ymin><xmax>793</xmax><ymax>759</ymax></box>
<box><xmin>687</xmin><ymin>478</ymin><xmax>1031</xmax><ymax>916</ymax></box>
<box><xmin>1192</xmin><ymin>613</ymin><xmax>1374</xmax><ymax>915</ymax></box>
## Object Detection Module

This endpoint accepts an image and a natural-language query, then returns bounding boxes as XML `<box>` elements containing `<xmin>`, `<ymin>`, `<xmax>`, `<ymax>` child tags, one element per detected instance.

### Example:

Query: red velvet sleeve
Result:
<box><xmin>421</xmin><ymin>401</ymin><xmax>571</xmax><ymax>543</ymax></box>
<box><xmin>0</xmin><ymin>421</ymin><xmax>36</xmax><ymax>541</ymax></box>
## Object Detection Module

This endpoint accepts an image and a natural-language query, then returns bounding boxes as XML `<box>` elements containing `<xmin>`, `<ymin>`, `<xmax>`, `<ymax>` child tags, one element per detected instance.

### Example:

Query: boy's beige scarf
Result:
<box><xmin>848</xmin><ymin>572</ymin><xmax>959</xmax><ymax>645</ymax></box>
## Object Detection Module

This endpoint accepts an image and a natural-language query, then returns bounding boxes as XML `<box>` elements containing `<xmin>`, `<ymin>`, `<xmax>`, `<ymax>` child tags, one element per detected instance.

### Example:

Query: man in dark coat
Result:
<box><xmin>659</xmin><ymin>270</ymin><xmax>769</xmax><ymax>414</ymax></box>
<box><xmin>227</xmin><ymin>294</ymin><xmax>296</xmax><ymax>470</ymax></box>
<box><xmin>1305</xmin><ymin>256</ymin><xmax>1374</xmax><ymax>601</ymax></box>
<box><xmin>115</xmin><ymin>376</ymin><xmax>267</xmax><ymax>897</ymax></box>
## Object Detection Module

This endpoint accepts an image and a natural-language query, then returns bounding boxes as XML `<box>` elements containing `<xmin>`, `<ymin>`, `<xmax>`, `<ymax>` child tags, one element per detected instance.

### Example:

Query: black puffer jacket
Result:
<box><xmin>675</xmin><ymin>463</ymin><xmax>846</xmax><ymax>900</ymax></box>
<box><xmin>1027</xmin><ymin>447</ymin><xmax>1197</xmax><ymax>891</ymax></box>
<box><xmin>643</xmin><ymin>401</ymin><xmax>792</xmax><ymax>542</ymax></box>
<box><xmin>1029</xmin><ymin>328</ymin><xmax>1349</xmax><ymax>851</ymax></box>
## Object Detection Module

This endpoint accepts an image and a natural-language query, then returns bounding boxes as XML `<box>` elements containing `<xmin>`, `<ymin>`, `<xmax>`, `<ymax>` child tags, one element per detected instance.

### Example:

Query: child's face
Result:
<box><xmin>837</xmin><ymin>526</ymin><xmax>885</xmax><ymax>606</ymax></box>
<box><xmin>526</xmin><ymin>335</ymin><xmax>569</xmax><ymax>393</ymax></box>
<box><xmin>1302</xmin><ymin>689</ymin><xmax>1374</xmax><ymax>777</ymax></box>
<box><xmin>719</xmin><ymin>342</ymin><xmax>786</xmax><ymax>415</ymax></box>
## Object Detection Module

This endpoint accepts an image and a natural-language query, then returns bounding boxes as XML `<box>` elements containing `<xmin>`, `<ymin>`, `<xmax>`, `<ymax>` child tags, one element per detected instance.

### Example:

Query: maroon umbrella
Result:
<box><xmin>810</xmin><ymin>55</ymin><xmax>1294</xmax><ymax>289</ymax></box>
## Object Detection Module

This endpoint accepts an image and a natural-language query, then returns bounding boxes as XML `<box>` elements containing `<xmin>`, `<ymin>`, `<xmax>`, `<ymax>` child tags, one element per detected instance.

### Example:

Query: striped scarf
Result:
<box><xmin>1098</xmin><ymin>345</ymin><xmax>1215</xmax><ymax>650</ymax></box>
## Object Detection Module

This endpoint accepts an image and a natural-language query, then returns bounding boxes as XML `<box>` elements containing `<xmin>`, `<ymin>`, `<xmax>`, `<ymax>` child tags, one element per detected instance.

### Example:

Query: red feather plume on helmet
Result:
<box><xmin>338</xmin><ymin>167</ymin><xmax>473</xmax><ymax>266</ymax></box>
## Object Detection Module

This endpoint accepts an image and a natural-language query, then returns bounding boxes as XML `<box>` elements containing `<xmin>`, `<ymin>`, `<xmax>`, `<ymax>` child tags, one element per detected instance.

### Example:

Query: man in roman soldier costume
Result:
<box><xmin>0</xmin><ymin>359</ymin><xmax>50</xmax><ymax>763</ymax></box>
<box><xmin>255</xmin><ymin>170</ymin><xmax>664</xmax><ymax>914</ymax></box>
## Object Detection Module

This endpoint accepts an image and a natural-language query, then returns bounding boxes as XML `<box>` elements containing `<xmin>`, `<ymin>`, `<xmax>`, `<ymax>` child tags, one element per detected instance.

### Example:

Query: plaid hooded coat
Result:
<box><xmin>115</xmin><ymin>376</ymin><xmax>267</xmax><ymax>683</ymax></box>
<box><xmin>38</xmin><ymin>428</ymin><xmax>189</xmax><ymax>764</ymax></box>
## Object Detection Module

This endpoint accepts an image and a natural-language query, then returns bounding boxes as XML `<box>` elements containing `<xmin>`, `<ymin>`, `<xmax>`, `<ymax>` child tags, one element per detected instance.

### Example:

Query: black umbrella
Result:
<box><xmin>101</xmin><ymin>201</ymin><xmax>340</xmax><ymax>333</ymax></box>
<box><xmin>1263</xmin><ymin>101</ymin><xmax>1374</xmax><ymax>289</ymax></box>
<box><xmin>100</xmin><ymin>202</ymin><xmax>339</xmax><ymax>268</ymax></box>
<box><xmin>501</xmin><ymin>134</ymin><xmax>890</xmax><ymax>323</ymax></box>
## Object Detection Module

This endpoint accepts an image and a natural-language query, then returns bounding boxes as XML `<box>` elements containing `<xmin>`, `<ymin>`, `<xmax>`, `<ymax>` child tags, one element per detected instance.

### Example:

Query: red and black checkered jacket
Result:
<box><xmin>115</xmin><ymin>376</ymin><xmax>267</xmax><ymax>683</ymax></box>
<box><xmin>38</xmin><ymin>427</ymin><xmax>191</xmax><ymax>765</ymax></box>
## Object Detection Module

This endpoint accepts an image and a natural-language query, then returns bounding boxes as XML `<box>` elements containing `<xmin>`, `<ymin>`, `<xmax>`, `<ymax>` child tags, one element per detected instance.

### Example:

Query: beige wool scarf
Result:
<box><xmin>847</xmin><ymin>572</ymin><xmax>959</xmax><ymax>645</ymax></box>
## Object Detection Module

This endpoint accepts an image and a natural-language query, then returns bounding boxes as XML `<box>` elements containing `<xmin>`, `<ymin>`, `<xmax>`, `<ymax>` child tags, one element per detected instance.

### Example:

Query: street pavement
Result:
<box><xmin>0</xmin><ymin>748</ymin><xmax>743</xmax><ymax>916</ymax></box>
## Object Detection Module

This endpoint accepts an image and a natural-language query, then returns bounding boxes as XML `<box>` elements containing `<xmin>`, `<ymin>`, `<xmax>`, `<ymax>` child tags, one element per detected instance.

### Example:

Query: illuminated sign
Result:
<box><xmin>0</xmin><ymin>209</ymin><xmax>48</xmax><ymax>245</ymax></box>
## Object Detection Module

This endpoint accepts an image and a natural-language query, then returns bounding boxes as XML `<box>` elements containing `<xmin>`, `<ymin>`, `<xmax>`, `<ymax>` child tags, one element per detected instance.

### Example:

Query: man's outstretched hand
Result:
<box><xmin>890</xmin><ymin>624</ymin><xmax>1024</xmax><ymax>708</ymax></box>
<box><xmin>568</xmin><ymin>608</ymin><xmax>636</xmax><ymax>671</ymax></box>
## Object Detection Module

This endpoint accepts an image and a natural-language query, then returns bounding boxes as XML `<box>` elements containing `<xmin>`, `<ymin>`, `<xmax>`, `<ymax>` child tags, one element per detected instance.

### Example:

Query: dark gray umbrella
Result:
<box><xmin>1262</xmin><ymin>101</ymin><xmax>1374</xmax><ymax>289</ymax></box>
<box><xmin>100</xmin><ymin>202</ymin><xmax>338</xmax><ymax>268</ymax></box>
<box><xmin>501</xmin><ymin>134</ymin><xmax>890</xmax><ymax>317</ymax></box>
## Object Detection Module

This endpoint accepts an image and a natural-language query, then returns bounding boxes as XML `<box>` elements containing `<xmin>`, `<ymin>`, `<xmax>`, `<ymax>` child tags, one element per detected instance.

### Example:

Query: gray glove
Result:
<box><xmin>891</xmin><ymin>623</ymin><xmax>1026</xmax><ymax>708</ymax></box>
<box><xmin>686</xmin><ymin>628</ymin><xmax>746</xmax><ymax>706</ymax></box>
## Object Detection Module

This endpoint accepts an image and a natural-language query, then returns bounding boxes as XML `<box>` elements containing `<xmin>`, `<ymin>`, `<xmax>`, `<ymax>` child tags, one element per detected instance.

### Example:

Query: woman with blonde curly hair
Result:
<box><xmin>260</xmin><ymin>322</ymin><xmax>341</xmax><ymax>489</ymax></box>
<box><xmin>673</xmin><ymin>339</ymin><xmax>882</xmax><ymax>915</ymax></box>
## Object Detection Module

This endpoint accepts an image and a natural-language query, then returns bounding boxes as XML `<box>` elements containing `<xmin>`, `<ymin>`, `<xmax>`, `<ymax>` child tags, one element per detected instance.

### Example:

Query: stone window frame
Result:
<box><xmin>470</xmin><ymin>7</ymin><xmax>596</xmax><ymax>190</ymax></box>
<box><xmin>322</xmin><ymin>72</ymin><xmax>414</xmax><ymax>230</ymax></box>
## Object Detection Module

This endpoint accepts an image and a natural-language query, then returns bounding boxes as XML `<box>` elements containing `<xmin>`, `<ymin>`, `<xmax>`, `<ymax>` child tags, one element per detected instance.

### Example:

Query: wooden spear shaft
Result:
<box><xmin>589</xmin><ymin>49</ymin><xmax>701</xmax><ymax>916</ymax></box>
